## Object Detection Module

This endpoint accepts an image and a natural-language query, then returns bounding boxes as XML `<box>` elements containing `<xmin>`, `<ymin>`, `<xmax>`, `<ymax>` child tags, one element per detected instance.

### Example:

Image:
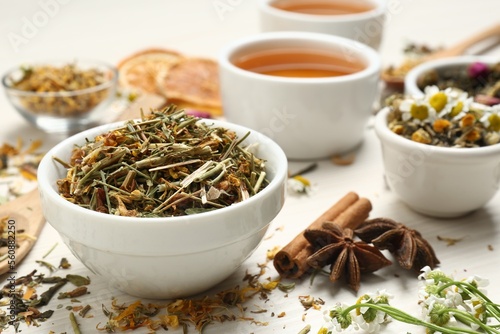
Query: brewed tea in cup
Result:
<box><xmin>259</xmin><ymin>0</ymin><xmax>386</xmax><ymax>50</ymax></box>
<box><xmin>219</xmin><ymin>32</ymin><xmax>381</xmax><ymax>160</ymax></box>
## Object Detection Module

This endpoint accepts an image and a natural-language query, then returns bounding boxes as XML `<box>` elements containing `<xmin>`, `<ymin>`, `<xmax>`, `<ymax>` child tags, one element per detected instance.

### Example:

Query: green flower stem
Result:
<box><xmin>439</xmin><ymin>281</ymin><xmax>500</xmax><ymax>323</ymax></box>
<box><xmin>451</xmin><ymin>309</ymin><xmax>500</xmax><ymax>334</ymax></box>
<box><xmin>341</xmin><ymin>303</ymin><xmax>479</xmax><ymax>334</ymax></box>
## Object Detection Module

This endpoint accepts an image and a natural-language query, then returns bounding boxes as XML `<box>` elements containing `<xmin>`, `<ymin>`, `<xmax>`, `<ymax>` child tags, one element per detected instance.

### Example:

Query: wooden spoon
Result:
<box><xmin>0</xmin><ymin>189</ymin><xmax>45</xmax><ymax>275</ymax></box>
<box><xmin>382</xmin><ymin>23</ymin><xmax>500</xmax><ymax>90</ymax></box>
<box><xmin>0</xmin><ymin>93</ymin><xmax>166</xmax><ymax>275</ymax></box>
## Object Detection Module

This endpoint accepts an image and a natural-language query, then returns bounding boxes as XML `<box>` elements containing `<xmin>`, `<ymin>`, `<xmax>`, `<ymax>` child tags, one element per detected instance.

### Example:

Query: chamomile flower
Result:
<box><xmin>399</xmin><ymin>98</ymin><xmax>436</xmax><ymax>124</ymax></box>
<box><xmin>287</xmin><ymin>175</ymin><xmax>313</xmax><ymax>195</ymax></box>
<box><xmin>441</xmin><ymin>88</ymin><xmax>473</xmax><ymax>120</ymax></box>
<box><xmin>480</xmin><ymin>105</ymin><xmax>500</xmax><ymax>132</ymax></box>
<box><xmin>425</xmin><ymin>85</ymin><xmax>449</xmax><ymax>114</ymax></box>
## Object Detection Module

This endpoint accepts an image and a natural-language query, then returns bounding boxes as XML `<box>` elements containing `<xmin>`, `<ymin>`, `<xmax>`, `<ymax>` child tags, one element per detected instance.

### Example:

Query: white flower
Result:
<box><xmin>463</xmin><ymin>297</ymin><xmax>487</xmax><ymax>323</ymax></box>
<box><xmin>325</xmin><ymin>303</ymin><xmax>355</xmax><ymax>332</ymax></box>
<box><xmin>287</xmin><ymin>175</ymin><xmax>313</xmax><ymax>195</ymax></box>
<box><xmin>442</xmin><ymin>287</ymin><xmax>463</xmax><ymax>308</ymax></box>
<box><xmin>480</xmin><ymin>104</ymin><xmax>500</xmax><ymax>132</ymax></box>
<box><xmin>424</xmin><ymin>86</ymin><xmax>448</xmax><ymax>112</ymax></box>
<box><xmin>353</xmin><ymin>312</ymin><xmax>385</xmax><ymax>333</ymax></box>
<box><xmin>399</xmin><ymin>98</ymin><xmax>436</xmax><ymax>124</ymax></box>
<box><xmin>440</xmin><ymin>88</ymin><xmax>473</xmax><ymax>119</ymax></box>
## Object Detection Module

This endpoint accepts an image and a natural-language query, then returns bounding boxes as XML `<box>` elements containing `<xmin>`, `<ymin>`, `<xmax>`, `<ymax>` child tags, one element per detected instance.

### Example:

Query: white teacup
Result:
<box><xmin>258</xmin><ymin>0</ymin><xmax>386</xmax><ymax>50</ymax></box>
<box><xmin>219</xmin><ymin>31</ymin><xmax>381</xmax><ymax>160</ymax></box>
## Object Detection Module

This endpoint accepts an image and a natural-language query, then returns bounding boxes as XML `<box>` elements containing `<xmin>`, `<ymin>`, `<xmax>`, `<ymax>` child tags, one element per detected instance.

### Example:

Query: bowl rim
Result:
<box><xmin>1</xmin><ymin>59</ymin><xmax>118</xmax><ymax>98</ymax></box>
<box><xmin>218</xmin><ymin>31</ymin><xmax>381</xmax><ymax>84</ymax></box>
<box><xmin>258</xmin><ymin>0</ymin><xmax>386</xmax><ymax>23</ymax></box>
<box><xmin>374</xmin><ymin>106</ymin><xmax>500</xmax><ymax>157</ymax></box>
<box><xmin>404</xmin><ymin>55</ymin><xmax>500</xmax><ymax>97</ymax></box>
<box><xmin>38</xmin><ymin>117</ymin><xmax>288</xmax><ymax>226</ymax></box>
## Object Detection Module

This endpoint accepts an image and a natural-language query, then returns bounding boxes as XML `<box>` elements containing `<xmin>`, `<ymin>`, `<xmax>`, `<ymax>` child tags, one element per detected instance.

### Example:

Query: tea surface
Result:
<box><xmin>271</xmin><ymin>0</ymin><xmax>374</xmax><ymax>15</ymax></box>
<box><xmin>233</xmin><ymin>48</ymin><xmax>365</xmax><ymax>78</ymax></box>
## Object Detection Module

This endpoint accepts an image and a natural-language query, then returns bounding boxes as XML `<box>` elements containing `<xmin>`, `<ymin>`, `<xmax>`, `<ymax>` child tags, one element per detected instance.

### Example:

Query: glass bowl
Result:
<box><xmin>2</xmin><ymin>60</ymin><xmax>118</xmax><ymax>134</ymax></box>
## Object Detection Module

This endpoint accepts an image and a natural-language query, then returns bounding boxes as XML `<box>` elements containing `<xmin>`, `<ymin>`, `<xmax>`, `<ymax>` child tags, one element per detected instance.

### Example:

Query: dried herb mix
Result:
<box><xmin>384</xmin><ymin>86</ymin><xmax>500</xmax><ymax>147</ymax></box>
<box><xmin>55</xmin><ymin>106</ymin><xmax>269</xmax><ymax>217</ymax></box>
<box><xmin>7</xmin><ymin>63</ymin><xmax>111</xmax><ymax>117</ymax></box>
<box><xmin>417</xmin><ymin>61</ymin><xmax>500</xmax><ymax>105</ymax></box>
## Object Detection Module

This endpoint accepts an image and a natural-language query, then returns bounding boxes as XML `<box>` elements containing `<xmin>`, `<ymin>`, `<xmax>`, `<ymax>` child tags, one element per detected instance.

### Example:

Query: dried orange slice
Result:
<box><xmin>117</xmin><ymin>48</ymin><xmax>183</xmax><ymax>94</ymax></box>
<box><xmin>159</xmin><ymin>58</ymin><xmax>222</xmax><ymax>115</ymax></box>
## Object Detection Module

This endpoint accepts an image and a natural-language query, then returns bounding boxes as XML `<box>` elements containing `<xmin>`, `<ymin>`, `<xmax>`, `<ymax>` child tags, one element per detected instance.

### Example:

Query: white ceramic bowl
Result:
<box><xmin>404</xmin><ymin>56</ymin><xmax>499</xmax><ymax>98</ymax></box>
<box><xmin>258</xmin><ymin>0</ymin><xmax>386</xmax><ymax>50</ymax></box>
<box><xmin>219</xmin><ymin>31</ymin><xmax>381</xmax><ymax>160</ymax></box>
<box><xmin>37</xmin><ymin>119</ymin><xmax>287</xmax><ymax>299</ymax></box>
<box><xmin>375</xmin><ymin>107</ymin><xmax>500</xmax><ymax>218</ymax></box>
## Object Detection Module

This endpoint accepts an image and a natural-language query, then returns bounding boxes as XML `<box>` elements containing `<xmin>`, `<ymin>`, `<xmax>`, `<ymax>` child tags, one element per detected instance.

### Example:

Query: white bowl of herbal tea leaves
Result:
<box><xmin>405</xmin><ymin>55</ymin><xmax>500</xmax><ymax>106</ymax></box>
<box><xmin>375</xmin><ymin>87</ymin><xmax>500</xmax><ymax>218</ymax></box>
<box><xmin>37</xmin><ymin>106</ymin><xmax>288</xmax><ymax>299</ymax></box>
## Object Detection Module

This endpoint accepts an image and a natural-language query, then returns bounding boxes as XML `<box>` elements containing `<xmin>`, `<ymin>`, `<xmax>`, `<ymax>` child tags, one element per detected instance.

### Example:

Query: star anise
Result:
<box><xmin>355</xmin><ymin>217</ymin><xmax>440</xmax><ymax>272</ymax></box>
<box><xmin>304</xmin><ymin>222</ymin><xmax>392</xmax><ymax>292</ymax></box>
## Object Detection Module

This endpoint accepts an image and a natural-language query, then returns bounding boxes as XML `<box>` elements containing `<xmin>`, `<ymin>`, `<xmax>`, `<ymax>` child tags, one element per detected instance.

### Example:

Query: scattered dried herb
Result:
<box><xmin>79</xmin><ymin>304</ymin><xmax>92</xmax><ymax>318</ymax></box>
<box><xmin>42</xmin><ymin>242</ymin><xmax>58</xmax><ymax>258</ymax></box>
<box><xmin>65</xmin><ymin>274</ymin><xmax>91</xmax><ymax>287</ymax></box>
<box><xmin>97</xmin><ymin>267</ymin><xmax>283</xmax><ymax>333</ymax></box>
<box><xmin>59</xmin><ymin>257</ymin><xmax>71</xmax><ymax>269</ymax></box>
<box><xmin>0</xmin><ymin>254</ymin><xmax>92</xmax><ymax>331</ymax></box>
<box><xmin>298</xmin><ymin>324</ymin><xmax>311</xmax><ymax>334</ymax></box>
<box><xmin>437</xmin><ymin>235</ymin><xmax>464</xmax><ymax>246</ymax></box>
<box><xmin>58</xmin><ymin>286</ymin><xmax>88</xmax><ymax>299</ymax></box>
<box><xmin>36</xmin><ymin>260</ymin><xmax>57</xmax><ymax>272</ymax></box>
<box><xmin>37</xmin><ymin>280</ymin><xmax>67</xmax><ymax>306</ymax></box>
<box><xmin>55</xmin><ymin>106</ymin><xmax>269</xmax><ymax>217</ymax></box>
<box><xmin>298</xmin><ymin>295</ymin><xmax>324</xmax><ymax>311</ymax></box>
<box><xmin>69</xmin><ymin>311</ymin><xmax>82</xmax><ymax>334</ymax></box>
<box><xmin>277</xmin><ymin>282</ymin><xmax>295</xmax><ymax>293</ymax></box>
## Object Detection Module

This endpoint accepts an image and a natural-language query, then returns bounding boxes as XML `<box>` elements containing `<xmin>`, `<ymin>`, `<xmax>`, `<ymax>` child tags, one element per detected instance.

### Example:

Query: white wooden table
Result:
<box><xmin>1</xmin><ymin>1</ymin><xmax>500</xmax><ymax>332</ymax></box>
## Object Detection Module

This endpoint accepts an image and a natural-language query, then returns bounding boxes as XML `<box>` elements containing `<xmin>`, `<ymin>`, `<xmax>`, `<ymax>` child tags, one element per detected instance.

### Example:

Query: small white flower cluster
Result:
<box><xmin>319</xmin><ymin>290</ymin><xmax>392</xmax><ymax>334</ymax></box>
<box><xmin>418</xmin><ymin>266</ymin><xmax>495</xmax><ymax>332</ymax></box>
<box><xmin>318</xmin><ymin>267</ymin><xmax>500</xmax><ymax>334</ymax></box>
<box><xmin>399</xmin><ymin>86</ymin><xmax>500</xmax><ymax>131</ymax></box>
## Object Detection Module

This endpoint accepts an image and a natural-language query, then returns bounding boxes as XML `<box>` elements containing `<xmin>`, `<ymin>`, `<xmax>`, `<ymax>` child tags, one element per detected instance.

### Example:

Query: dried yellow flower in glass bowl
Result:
<box><xmin>2</xmin><ymin>60</ymin><xmax>117</xmax><ymax>133</ymax></box>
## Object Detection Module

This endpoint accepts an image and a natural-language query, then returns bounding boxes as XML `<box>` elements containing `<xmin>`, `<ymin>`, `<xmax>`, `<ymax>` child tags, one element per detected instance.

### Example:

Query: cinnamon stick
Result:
<box><xmin>273</xmin><ymin>192</ymin><xmax>372</xmax><ymax>278</ymax></box>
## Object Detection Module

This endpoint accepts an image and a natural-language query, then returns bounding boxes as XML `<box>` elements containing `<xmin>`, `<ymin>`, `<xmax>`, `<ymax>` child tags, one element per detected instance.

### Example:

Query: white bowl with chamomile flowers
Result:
<box><xmin>374</xmin><ymin>87</ymin><xmax>500</xmax><ymax>218</ymax></box>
